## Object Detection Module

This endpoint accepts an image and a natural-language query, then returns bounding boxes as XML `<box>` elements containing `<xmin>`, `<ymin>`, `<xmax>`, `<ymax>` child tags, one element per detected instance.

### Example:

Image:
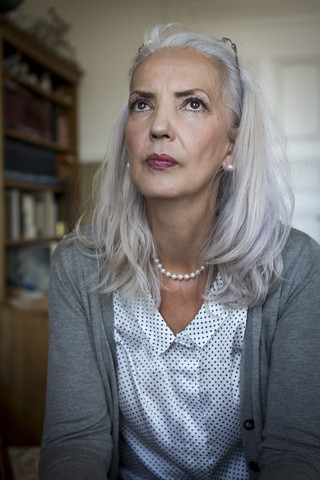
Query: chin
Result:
<box><xmin>132</xmin><ymin>180</ymin><xmax>178</xmax><ymax>199</ymax></box>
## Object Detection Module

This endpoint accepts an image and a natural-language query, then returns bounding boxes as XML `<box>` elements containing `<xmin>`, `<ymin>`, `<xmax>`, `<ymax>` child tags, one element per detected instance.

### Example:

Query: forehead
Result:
<box><xmin>131</xmin><ymin>47</ymin><xmax>222</xmax><ymax>93</ymax></box>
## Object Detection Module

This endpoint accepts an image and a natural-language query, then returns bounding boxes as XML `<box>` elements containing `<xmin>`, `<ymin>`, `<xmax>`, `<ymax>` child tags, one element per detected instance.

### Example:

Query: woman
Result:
<box><xmin>39</xmin><ymin>24</ymin><xmax>320</xmax><ymax>479</ymax></box>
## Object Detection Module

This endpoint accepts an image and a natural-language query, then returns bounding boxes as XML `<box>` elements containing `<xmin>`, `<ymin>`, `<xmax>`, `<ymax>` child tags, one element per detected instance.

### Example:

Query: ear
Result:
<box><xmin>222</xmin><ymin>126</ymin><xmax>239</xmax><ymax>170</ymax></box>
<box><xmin>222</xmin><ymin>142</ymin><xmax>234</xmax><ymax>170</ymax></box>
<box><xmin>222</xmin><ymin>128</ymin><xmax>239</xmax><ymax>172</ymax></box>
<box><xmin>232</xmin><ymin>127</ymin><xmax>240</xmax><ymax>139</ymax></box>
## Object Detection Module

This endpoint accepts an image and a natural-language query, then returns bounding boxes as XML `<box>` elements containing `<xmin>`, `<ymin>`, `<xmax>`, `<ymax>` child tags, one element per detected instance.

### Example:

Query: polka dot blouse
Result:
<box><xmin>114</xmin><ymin>277</ymin><xmax>249</xmax><ymax>479</ymax></box>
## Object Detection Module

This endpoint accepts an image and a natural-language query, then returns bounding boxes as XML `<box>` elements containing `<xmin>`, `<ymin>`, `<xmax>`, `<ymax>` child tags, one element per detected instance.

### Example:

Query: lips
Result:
<box><xmin>146</xmin><ymin>153</ymin><xmax>178</xmax><ymax>170</ymax></box>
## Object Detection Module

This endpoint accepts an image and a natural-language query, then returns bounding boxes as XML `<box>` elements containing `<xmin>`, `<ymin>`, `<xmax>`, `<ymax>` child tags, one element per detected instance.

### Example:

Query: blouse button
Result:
<box><xmin>244</xmin><ymin>419</ymin><xmax>255</xmax><ymax>430</ymax></box>
<box><xmin>249</xmin><ymin>461</ymin><xmax>260</xmax><ymax>472</ymax></box>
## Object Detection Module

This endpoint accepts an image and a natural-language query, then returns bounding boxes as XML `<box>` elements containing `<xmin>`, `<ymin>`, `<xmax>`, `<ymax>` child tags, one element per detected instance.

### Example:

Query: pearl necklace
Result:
<box><xmin>154</xmin><ymin>258</ymin><xmax>205</xmax><ymax>281</ymax></box>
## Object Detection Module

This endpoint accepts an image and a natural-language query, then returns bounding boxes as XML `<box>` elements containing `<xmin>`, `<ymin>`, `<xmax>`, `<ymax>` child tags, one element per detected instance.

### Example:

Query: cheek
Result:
<box><xmin>191</xmin><ymin>130</ymin><xmax>218</xmax><ymax>156</ymax></box>
<box><xmin>125</xmin><ymin>122</ymin><xmax>145</xmax><ymax>159</ymax></box>
<box><xmin>124</xmin><ymin>125</ymin><xmax>136</xmax><ymax>158</ymax></box>
<box><xmin>201</xmin><ymin>127</ymin><xmax>230</xmax><ymax>156</ymax></box>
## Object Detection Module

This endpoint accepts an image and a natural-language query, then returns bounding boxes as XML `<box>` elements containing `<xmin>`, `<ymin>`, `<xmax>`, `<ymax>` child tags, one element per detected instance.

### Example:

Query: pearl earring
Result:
<box><xmin>126</xmin><ymin>162</ymin><xmax>130</xmax><ymax>168</ymax></box>
<box><xmin>226</xmin><ymin>163</ymin><xmax>234</xmax><ymax>171</ymax></box>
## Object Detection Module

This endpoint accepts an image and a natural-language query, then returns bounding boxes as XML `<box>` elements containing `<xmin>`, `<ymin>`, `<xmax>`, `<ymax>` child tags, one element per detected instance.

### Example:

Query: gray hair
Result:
<box><xmin>76</xmin><ymin>23</ymin><xmax>294</xmax><ymax>308</ymax></box>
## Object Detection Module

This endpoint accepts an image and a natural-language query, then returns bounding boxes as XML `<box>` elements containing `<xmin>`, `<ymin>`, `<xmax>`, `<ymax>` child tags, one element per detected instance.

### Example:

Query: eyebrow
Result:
<box><xmin>175</xmin><ymin>89</ymin><xmax>209</xmax><ymax>98</ymax></box>
<box><xmin>129</xmin><ymin>88</ymin><xmax>210</xmax><ymax>99</ymax></box>
<box><xmin>129</xmin><ymin>90</ymin><xmax>155</xmax><ymax>100</ymax></box>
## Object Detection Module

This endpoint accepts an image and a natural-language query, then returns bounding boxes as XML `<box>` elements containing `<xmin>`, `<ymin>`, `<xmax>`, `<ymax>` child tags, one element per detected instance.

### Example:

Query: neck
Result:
<box><xmin>147</xmin><ymin>197</ymin><xmax>214</xmax><ymax>272</ymax></box>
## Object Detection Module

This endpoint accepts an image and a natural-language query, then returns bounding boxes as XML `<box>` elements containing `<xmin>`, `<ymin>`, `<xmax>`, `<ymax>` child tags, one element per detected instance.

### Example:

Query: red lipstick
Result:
<box><xmin>146</xmin><ymin>153</ymin><xmax>178</xmax><ymax>170</ymax></box>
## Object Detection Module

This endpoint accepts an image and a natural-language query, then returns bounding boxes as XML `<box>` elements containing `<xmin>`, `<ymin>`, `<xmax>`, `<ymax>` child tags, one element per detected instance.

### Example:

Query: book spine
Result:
<box><xmin>6</xmin><ymin>189</ymin><xmax>21</xmax><ymax>240</ymax></box>
<box><xmin>42</xmin><ymin>191</ymin><xmax>58</xmax><ymax>237</ymax></box>
<box><xmin>21</xmin><ymin>193</ymin><xmax>37</xmax><ymax>239</ymax></box>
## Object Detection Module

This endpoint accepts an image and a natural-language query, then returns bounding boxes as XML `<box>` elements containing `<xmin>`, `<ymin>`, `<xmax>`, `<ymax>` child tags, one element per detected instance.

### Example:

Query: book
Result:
<box><xmin>6</xmin><ymin>190</ymin><xmax>59</xmax><ymax>241</ymax></box>
<box><xmin>38</xmin><ymin>191</ymin><xmax>57</xmax><ymax>237</ymax></box>
<box><xmin>21</xmin><ymin>193</ymin><xmax>37</xmax><ymax>239</ymax></box>
<box><xmin>6</xmin><ymin>188</ymin><xmax>20</xmax><ymax>240</ymax></box>
<box><xmin>56</xmin><ymin>110</ymin><xmax>70</xmax><ymax>146</ymax></box>
<box><xmin>4</xmin><ymin>88</ymin><xmax>55</xmax><ymax>141</ymax></box>
<box><xmin>5</xmin><ymin>138</ymin><xmax>60</xmax><ymax>185</ymax></box>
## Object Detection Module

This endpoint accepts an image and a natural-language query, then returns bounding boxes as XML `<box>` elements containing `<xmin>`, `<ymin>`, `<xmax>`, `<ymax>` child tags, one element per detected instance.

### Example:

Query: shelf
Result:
<box><xmin>4</xmin><ymin>179</ymin><xmax>64</xmax><ymax>193</ymax></box>
<box><xmin>4</xmin><ymin>69</ymin><xmax>74</xmax><ymax>108</ymax></box>
<box><xmin>4</xmin><ymin>128</ymin><xmax>75</xmax><ymax>153</ymax></box>
<box><xmin>1</xmin><ymin>18</ymin><xmax>82</xmax><ymax>84</ymax></box>
<box><xmin>6</xmin><ymin>236</ymin><xmax>62</xmax><ymax>247</ymax></box>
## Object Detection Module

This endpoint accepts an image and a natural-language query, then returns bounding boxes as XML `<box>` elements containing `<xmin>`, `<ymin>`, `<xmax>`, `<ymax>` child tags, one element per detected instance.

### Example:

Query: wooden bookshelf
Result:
<box><xmin>0</xmin><ymin>18</ymin><xmax>82</xmax><ymax>446</ymax></box>
<box><xmin>4</xmin><ymin>179</ymin><xmax>64</xmax><ymax>192</ymax></box>
<box><xmin>4</xmin><ymin>67</ymin><xmax>75</xmax><ymax>107</ymax></box>
<box><xmin>4</xmin><ymin>128</ymin><xmax>76</xmax><ymax>153</ymax></box>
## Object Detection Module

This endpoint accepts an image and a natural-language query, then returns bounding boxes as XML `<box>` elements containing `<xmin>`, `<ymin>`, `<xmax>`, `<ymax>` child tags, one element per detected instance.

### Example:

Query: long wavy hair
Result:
<box><xmin>76</xmin><ymin>23</ymin><xmax>294</xmax><ymax>308</ymax></box>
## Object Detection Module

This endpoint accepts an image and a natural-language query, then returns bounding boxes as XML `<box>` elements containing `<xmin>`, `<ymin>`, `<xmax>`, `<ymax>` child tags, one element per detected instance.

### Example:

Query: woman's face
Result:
<box><xmin>125</xmin><ymin>47</ymin><xmax>232</xmax><ymax>205</ymax></box>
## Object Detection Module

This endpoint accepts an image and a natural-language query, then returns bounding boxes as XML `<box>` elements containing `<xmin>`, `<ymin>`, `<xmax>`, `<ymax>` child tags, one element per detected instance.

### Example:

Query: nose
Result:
<box><xmin>149</xmin><ymin>106</ymin><xmax>175</xmax><ymax>141</ymax></box>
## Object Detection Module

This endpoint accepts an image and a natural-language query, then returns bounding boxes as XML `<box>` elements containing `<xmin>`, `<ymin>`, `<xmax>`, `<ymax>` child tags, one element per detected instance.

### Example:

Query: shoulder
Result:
<box><xmin>269</xmin><ymin>228</ymin><xmax>320</xmax><ymax>317</ymax></box>
<box><xmin>284</xmin><ymin>227</ymin><xmax>320</xmax><ymax>254</ymax></box>
<box><xmin>259</xmin><ymin>228</ymin><xmax>320</xmax><ymax>317</ymax></box>
<box><xmin>282</xmin><ymin>228</ymin><xmax>320</xmax><ymax>277</ymax></box>
<box><xmin>50</xmin><ymin>230</ymin><xmax>99</xmax><ymax>284</ymax></box>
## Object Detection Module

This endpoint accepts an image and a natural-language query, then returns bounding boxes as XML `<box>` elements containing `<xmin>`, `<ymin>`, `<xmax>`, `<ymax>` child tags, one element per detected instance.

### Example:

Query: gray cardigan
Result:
<box><xmin>39</xmin><ymin>228</ymin><xmax>320</xmax><ymax>480</ymax></box>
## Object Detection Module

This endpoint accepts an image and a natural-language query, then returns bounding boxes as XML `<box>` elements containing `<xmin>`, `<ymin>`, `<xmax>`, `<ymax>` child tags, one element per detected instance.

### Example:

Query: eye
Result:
<box><xmin>129</xmin><ymin>99</ymin><xmax>151</xmax><ymax>112</ymax></box>
<box><xmin>185</xmin><ymin>97</ymin><xmax>208</xmax><ymax>112</ymax></box>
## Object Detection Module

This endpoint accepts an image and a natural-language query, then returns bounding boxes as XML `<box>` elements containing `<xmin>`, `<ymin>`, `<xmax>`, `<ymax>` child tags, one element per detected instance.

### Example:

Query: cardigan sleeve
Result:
<box><xmin>259</xmin><ymin>231</ymin><xmax>320</xmax><ymax>479</ymax></box>
<box><xmin>39</xmin><ymin>238</ymin><xmax>116</xmax><ymax>480</ymax></box>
